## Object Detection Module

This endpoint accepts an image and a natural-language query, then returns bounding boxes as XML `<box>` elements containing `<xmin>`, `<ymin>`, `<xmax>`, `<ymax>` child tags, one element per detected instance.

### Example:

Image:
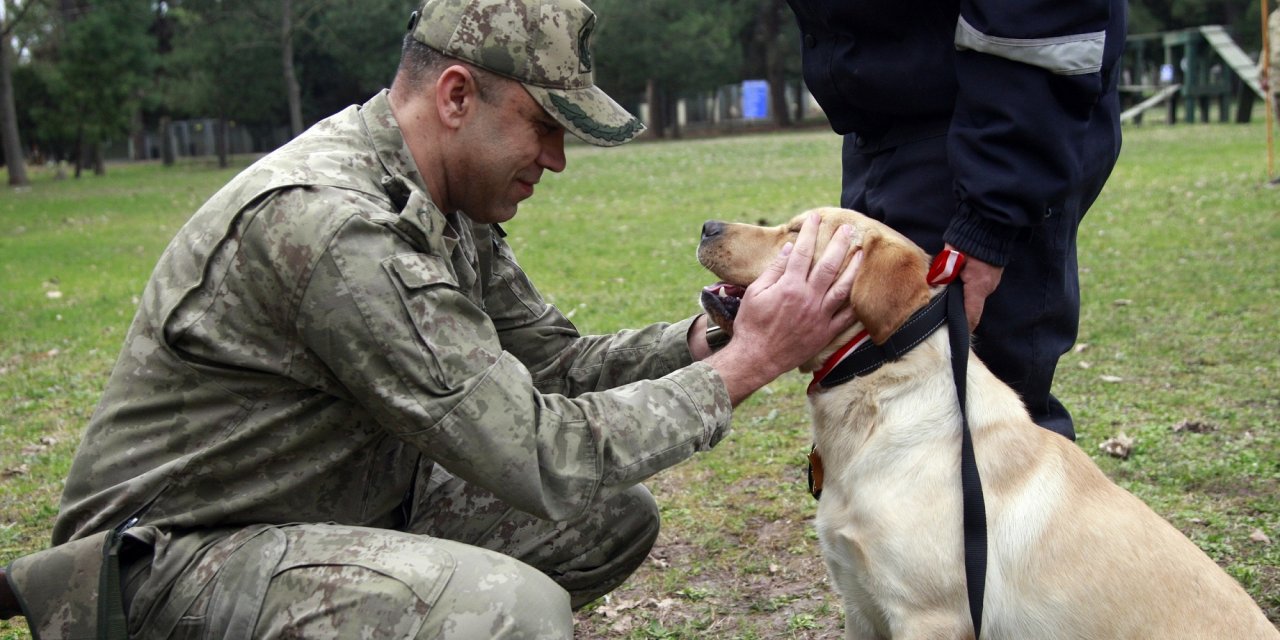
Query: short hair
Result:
<box><xmin>397</xmin><ymin>34</ymin><xmax>501</xmax><ymax>103</ymax></box>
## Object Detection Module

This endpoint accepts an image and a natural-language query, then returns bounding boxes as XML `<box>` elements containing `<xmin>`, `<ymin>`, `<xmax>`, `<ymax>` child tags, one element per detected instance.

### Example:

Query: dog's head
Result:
<box><xmin>698</xmin><ymin>207</ymin><xmax>934</xmax><ymax>369</ymax></box>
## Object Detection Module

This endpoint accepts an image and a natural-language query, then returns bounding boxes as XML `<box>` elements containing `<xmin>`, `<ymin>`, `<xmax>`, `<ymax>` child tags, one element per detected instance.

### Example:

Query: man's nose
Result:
<box><xmin>541</xmin><ymin>130</ymin><xmax>567</xmax><ymax>173</ymax></box>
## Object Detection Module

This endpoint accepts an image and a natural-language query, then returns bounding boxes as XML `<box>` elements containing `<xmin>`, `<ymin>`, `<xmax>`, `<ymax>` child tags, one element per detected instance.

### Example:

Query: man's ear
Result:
<box><xmin>435</xmin><ymin>65</ymin><xmax>476</xmax><ymax>129</ymax></box>
<box><xmin>849</xmin><ymin>229</ymin><xmax>932</xmax><ymax>344</ymax></box>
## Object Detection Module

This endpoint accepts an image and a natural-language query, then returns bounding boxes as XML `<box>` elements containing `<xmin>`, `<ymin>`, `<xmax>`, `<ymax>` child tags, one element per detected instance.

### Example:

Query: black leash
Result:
<box><xmin>947</xmin><ymin>279</ymin><xmax>988</xmax><ymax>638</ymax></box>
<box><xmin>807</xmin><ymin>281</ymin><xmax>988</xmax><ymax>637</ymax></box>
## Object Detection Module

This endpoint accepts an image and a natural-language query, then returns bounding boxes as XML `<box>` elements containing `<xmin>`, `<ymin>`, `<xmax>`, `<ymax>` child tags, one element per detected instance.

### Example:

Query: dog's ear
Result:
<box><xmin>849</xmin><ymin>228</ymin><xmax>932</xmax><ymax>344</ymax></box>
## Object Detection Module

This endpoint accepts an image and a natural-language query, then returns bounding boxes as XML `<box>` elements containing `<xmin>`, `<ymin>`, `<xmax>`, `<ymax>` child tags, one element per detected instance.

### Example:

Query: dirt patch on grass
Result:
<box><xmin>575</xmin><ymin>517</ymin><xmax>844</xmax><ymax>639</ymax></box>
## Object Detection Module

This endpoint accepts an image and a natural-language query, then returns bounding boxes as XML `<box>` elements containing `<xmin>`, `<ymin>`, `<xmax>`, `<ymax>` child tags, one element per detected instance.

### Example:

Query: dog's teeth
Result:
<box><xmin>717</xmin><ymin>286</ymin><xmax>728</xmax><ymax>298</ymax></box>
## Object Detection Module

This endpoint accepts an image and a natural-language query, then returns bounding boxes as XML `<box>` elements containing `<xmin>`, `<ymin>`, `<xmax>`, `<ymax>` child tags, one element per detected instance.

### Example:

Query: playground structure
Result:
<box><xmin>1120</xmin><ymin>26</ymin><xmax>1264</xmax><ymax>125</ymax></box>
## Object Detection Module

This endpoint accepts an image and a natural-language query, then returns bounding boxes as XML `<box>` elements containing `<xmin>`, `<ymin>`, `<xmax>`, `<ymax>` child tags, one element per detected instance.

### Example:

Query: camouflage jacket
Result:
<box><xmin>52</xmin><ymin>90</ymin><xmax>733</xmax><ymax>545</ymax></box>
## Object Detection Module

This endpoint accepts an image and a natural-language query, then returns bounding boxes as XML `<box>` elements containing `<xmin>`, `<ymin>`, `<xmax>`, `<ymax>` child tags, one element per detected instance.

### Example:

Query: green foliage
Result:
<box><xmin>1131</xmin><ymin>0</ymin><xmax>1259</xmax><ymax>50</ymax></box>
<box><xmin>589</xmin><ymin>0</ymin><xmax>747</xmax><ymax>99</ymax></box>
<box><xmin>299</xmin><ymin>0</ymin><xmax>408</xmax><ymax>119</ymax></box>
<box><xmin>161</xmin><ymin>0</ymin><xmax>287</xmax><ymax>124</ymax></box>
<box><xmin>157</xmin><ymin>0</ymin><xmax>407</xmax><ymax>129</ymax></box>
<box><xmin>33</xmin><ymin>0</ymin><xmax>155</xmax><ymax>156</ymax></box>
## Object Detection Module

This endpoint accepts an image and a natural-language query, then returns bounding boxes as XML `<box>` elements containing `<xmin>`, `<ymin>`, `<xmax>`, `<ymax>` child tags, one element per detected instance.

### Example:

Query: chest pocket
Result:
<box><xmin>383</xmin><ymin>253</ymin><xmax>499</xmax><ymax>391</ymax></box>
<box><xmin>486</xmin><ymin>234</ymin><xmax>550</xmax><ymax>322</ymax></box>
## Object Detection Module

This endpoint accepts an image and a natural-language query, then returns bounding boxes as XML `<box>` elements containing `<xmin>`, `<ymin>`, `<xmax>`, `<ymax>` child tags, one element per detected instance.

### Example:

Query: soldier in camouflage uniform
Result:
<box><xmin>2</xmin><ymin>0</ymin><xmax>861</xmax><ymax>638</ymax></box>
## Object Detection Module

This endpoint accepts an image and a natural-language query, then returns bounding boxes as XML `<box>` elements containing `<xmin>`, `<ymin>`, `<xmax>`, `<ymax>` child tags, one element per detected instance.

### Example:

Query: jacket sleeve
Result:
<box><xmin>945</xmin><ymin>0</ymin><xmax>1121</xmax><ymax>266</ymax></box>
<box><xmin>479</xmin><ymin>225</ymin><xmax>700</xmax><ymax>397</ymax></box>
<box><xmin>298</xmin><ymin>215</ymin><xmax>733</xmax><ymax>523</ymax></box>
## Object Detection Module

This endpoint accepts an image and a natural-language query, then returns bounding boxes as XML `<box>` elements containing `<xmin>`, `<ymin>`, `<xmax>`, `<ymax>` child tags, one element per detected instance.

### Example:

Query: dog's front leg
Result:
<box><xmin>889</xmin><ymin>613</ymin><xmax>975</xmax><ymax>640</ymax></box>
<box><xmin>826</xmin><ymin>563</ymin><xmax>886</xmax><ymax>640</ymax></box>
<box><xmin>840</xmin><ymin>601</ymin><xmax>885</xmax><ymax>640</ymax></box>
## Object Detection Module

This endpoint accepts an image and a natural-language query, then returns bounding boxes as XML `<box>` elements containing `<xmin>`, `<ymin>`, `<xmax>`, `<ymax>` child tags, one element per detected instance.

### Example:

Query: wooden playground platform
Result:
<box><xmin>1120</xmin><ymin>26</ymin><xmax>1264</xmax><ymax>125</ymax></box>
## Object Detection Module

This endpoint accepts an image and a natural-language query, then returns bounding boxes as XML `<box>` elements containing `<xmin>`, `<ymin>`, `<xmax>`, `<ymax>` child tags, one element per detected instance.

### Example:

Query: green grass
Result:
<box><xmin>2</xmin><ymin>122</ymin><xmax>1278</xmax><ymax>638</ymax></box>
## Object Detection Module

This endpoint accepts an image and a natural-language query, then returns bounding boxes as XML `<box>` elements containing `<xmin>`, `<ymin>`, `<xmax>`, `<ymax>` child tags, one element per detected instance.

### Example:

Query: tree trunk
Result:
<box><xmin>792</xmin><ymin>79</ymin><xmax>806</xmax><ymax>123</ymax></box>
<box><xmin>74</xmin><ymin>125</ymin><xmax>84</xmax><ymax>178</ymax></box>
<box><xmin>645</xmin><ymin>78</ymin><xmax>665</xmax><ymax>139</ymax></box>
<box><xmin>666</xmin><ymin>93</ymin><xmax>681</xmax><ymax>139</ymax></box>
<box><xmin>282</xmin><ymin>0</ymin><xmax>304</xmax><ymax>138</ymax></box>
<box><xmin>762</xmin><ymin>0</ymin><xmax>791</xmax><ymax>128</ymax></box>
<box><xmin>130</xmin><ymin>104</ymin><xmax>146</xmax><ymax>161</ymax></box>
<box><xmin>0</xmin><ymin>30</ymin><xmax>29</xmax><ymax>187</ymax></box>
<box><xmin>91</xmin><ymin>142</ymin><xmax>104</xmax><ymax>176</ymax></box>
<box><xmin>216</xmin><ymin>116</ymin><xmax>229</xmax><ymax>168</ymax></box>
<box><xmin>160</xmin><ymin>115</ymin><xmax>175</xmax><ymax>166</ymax></box>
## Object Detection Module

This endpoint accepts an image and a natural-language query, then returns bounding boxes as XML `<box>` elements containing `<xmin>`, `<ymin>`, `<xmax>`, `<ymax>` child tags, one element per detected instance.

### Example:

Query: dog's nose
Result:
<box><xmin>701</xmin><ymin>221</ymin><xmax>725</xmax><ymax>241</ymax></box>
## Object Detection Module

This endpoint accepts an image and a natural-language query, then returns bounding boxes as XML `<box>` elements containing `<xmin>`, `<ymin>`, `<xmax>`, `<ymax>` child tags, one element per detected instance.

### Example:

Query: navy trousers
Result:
<box><xmin>840</xmin><ymin>128</ymin><xmax>1113</xmax><ymax>441</ymax></box>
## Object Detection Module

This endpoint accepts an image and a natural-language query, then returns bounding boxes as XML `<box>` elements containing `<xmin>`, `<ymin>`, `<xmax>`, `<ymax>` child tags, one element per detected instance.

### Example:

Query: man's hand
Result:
<box><xmin>706</xmin><ymin>213</ymin><xmax>861</xmax><ymax>404</ymax></box>
<box><xmin>946</xmin><ymin>243</ymin><xmax>1003</xmax><ymax>331</ymax></box>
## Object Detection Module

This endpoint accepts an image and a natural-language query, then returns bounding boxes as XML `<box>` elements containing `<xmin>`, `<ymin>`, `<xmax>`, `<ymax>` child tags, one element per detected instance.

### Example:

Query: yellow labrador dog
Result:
<box><xmin>697</xmin><ymin>207</ymin><xmax>1278</xmax><ymax>640</ymax></box>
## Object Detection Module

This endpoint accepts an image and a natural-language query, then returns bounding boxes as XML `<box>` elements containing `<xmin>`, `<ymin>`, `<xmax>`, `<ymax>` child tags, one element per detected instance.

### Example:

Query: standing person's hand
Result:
<box><xmin>945</xmin><ymin>243</ymin><xmax>1003</xmax><ymax>331</ymax></box>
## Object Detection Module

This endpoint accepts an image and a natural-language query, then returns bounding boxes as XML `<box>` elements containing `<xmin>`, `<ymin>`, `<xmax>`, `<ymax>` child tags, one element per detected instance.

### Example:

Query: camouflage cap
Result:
<box><xmin>409</xmin><ymin>0</ymin><xmax>645</xmax><ymax>147</ymax></box>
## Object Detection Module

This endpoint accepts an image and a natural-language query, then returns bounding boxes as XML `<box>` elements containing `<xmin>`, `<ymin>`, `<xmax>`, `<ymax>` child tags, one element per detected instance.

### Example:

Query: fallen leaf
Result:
<box><xmin>1113</xmin><ymin>299</ymin><xmax>1132</xmax><ymax>306</ymax></box>
<box><xmin>1078</xmin><ymin>361</ymin><xmax>1092</xmax><ymax>369</ymax></box>
<box><xmin>1249</xmin><ymin>529</ymin><xmax>1271</xmax><ymax>545</ymax></box>
<box><xmin>2</xmin><ymin>464</ymin><xmax>31</xmax><ymax>478</ymax></box>
<box><xmin>594</xmin><ymin>597</ymin><xmax>641</xmax><ymax>619</ymax></box>
<box><xmin>46</xmin><ymin>290</ymin><xmax>63</xmax><ymax>299</ymax></box>
<box><xmin>1099</xmin><ymin>433</ymin><xmax>1135</xmax><ymax>459</ymax></box>
<box><xmin>40</xmin><ymin>436</ymin><xmax>58</xmax><ymax>446</ymax></box>
<box><xmin>1100</xmin><ymin>375</ymin><xmax>1123</xmax><ymax>383</ymax></box>
<box><xmin>1073</xmin><ymin>343</ymin><xmax>1090</xmax><ymax>354</ymax></box>
<box><xmin>1172</xmin><ymin>420</ymin><xmax>1218</xmax><ymax>433</ymax></box>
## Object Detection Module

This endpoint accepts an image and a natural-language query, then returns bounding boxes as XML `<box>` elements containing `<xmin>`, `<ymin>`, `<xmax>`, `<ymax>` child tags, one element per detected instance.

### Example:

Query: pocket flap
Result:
<box><xmin>386</xmin><ymin>253</ymin><xmax>457</xmax><ymax>290</ymax></box>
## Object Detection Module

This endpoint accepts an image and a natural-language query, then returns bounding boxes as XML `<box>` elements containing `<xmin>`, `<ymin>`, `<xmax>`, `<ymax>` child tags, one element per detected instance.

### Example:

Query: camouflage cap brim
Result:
<box><xmin>524</xmin><ymin>84</ymin><xmax>645</xmax><ymax>147</ymax></box>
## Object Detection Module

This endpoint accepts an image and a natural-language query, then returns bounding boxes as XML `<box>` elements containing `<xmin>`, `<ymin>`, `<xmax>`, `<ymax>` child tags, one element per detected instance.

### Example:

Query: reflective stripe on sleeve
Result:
<box><xmin>954</xmin><ymin>16</ymin><xmax>1104</xmax><ymax>76</ymax></box>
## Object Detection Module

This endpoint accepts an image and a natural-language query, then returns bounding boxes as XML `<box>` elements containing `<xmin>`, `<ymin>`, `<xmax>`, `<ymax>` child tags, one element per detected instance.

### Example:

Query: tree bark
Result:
<box><xmin>74</xmin><ymin>125</ymin><xmax>84</xmax><ymax>178</ymax></box>
<box><xmin>792</xmin><ymin>79</ymin><xmax>807</xmax><ymax>123</ymax></box>
<box><xmin>666</xmin><ymin>93</ymin><xmax>681</xmax><ymax>139</ymax></box>
<box><xmin>0</xmin><ymin>27</ymin><xmax>29</xmax><ymax>186</ymax></box>
<box><xmin>130</xmin><ymin>104</ymin><xmax>146</xmax><ymax>161</ymax></box>
<box><xmin>645</xmin><ymin>78</ymin><xmax>665</xmax><ymax>139</ymax></box>
<box><xmin>282</xmin><ymin>0</ymin><xmax>304</xmax><ymax>138</ymax></box>
<box><xmin>91</xmin><ymin>141</ymin><xmax>104</xmax><ymax>176</ymax></box>
<box><xmin>216</xmin><ymin>116</ymin><xmax>229</xmax><ymax>168</ymax></box>
<box><xmin>160</xmin><ymin>115</ymin><xmax>175</xmax><ymax>166</ymax></box>
<box><xmin>761</xmin><ymin>0</ymin><xmax>791</xmax><ymax>128</ymax></box>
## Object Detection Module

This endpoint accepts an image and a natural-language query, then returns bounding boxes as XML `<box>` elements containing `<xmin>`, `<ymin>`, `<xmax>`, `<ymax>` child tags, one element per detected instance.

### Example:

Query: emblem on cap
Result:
<box><xmin>549</xmin><ymin>94</ymin><xmax>641</xmax><ymax>144</ymax></box>
<box><xmin>577</xmin><ymin>15</ymin><xmax>595</xmax><ymax>74</ymax></box>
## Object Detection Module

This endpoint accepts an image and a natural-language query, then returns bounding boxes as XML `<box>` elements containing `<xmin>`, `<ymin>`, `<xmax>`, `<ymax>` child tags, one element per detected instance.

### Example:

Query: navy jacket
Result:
<box><xmin>786</xmin><ymin>0</ymin><xmax>1125</xmax><ymax>265</ymax></box>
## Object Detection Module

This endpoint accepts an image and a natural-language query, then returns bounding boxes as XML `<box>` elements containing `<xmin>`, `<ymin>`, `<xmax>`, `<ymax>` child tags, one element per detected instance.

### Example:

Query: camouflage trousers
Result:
<box><xmin>121</xmin><ymin>465</ymin><xmax>660</xmax><ymax>639</ymax></box>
